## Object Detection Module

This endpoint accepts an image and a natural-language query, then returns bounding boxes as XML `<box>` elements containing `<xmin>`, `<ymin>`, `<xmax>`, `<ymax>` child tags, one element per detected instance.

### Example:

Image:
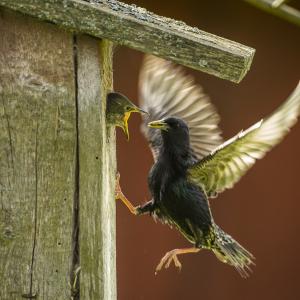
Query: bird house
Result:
<box><xmin>0</xmin><ymin>0</ymin><xmax>255</xmax><ymax>299</ymax></box>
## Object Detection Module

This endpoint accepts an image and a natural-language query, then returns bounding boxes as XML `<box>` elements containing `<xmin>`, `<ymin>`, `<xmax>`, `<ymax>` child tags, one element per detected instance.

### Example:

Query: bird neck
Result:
<box><xmin>160</xmin><ymin>135</ymin><xmax>191</xmax><ymax>175</ymax></box>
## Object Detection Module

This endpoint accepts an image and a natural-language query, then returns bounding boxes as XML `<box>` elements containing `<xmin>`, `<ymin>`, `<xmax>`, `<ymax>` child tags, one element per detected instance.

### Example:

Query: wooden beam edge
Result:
<box><xmin>0</xmin><ymin>0</ymin><xmax>255</xmax><ymax>82</ymax></box>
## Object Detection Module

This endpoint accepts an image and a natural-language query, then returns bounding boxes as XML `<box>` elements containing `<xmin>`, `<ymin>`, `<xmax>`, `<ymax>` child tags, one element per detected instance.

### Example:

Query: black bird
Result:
<box><xmin>106</xmin><ymin>92</ymin><xmax>147</xmax><ymax>140</ymax></box>
<box><xmin>116</xmin><ymin>56</ymin><xmax>300</xmax><ymax>277</ymax></box>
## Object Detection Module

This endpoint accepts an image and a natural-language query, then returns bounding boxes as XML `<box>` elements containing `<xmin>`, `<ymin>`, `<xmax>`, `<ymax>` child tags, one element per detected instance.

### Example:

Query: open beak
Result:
<box><xmin>148</xmin><ymin>119</ymin><xmax>169</xmax><ymax>130</ymax></box>
<box><xmin>130</xmin><ymin>106</ymin><xmax>148</xmax><ymax>115</ymax></box>
<box><xmin>122</xmin><ymin>112</ymin><xmax>131</xmax><ymax>140</ymax></box>
<box><xmin>122</xmin><ymin>107</ymin><xmax>148</xmax><ymax>140</ymax></box>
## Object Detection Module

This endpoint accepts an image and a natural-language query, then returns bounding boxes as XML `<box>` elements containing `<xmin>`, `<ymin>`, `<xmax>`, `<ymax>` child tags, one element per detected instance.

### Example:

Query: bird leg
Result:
<box><xmin>115</xmin><ymin>173</ymin><xmax>139</xmax><ymax>215</ymax></box>
<box><xmin>155</xmin><ymin>247</ymin><xmax>201</xmax><ymax>274</ymax></box>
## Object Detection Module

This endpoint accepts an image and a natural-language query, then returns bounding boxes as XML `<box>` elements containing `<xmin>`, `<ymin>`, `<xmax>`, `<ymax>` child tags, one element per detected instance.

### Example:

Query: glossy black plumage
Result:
<box><xmin>147</xmin><ymin>118</ymin><xmax>212</xmax><ymax>236</ymax></box>
<box><xmin>140</xmin><ymin>118</ymin><xmax>253</xmax><ymax>276</ymax></box>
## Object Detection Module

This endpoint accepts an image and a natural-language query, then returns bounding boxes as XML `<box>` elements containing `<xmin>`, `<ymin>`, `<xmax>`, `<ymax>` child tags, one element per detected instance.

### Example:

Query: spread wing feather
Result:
<box><xmin>188</xmin><ymin>81</ymin><xmax>300</xmax><ymax>198</ymax></box>
<box><xmin>139</xmin><ymin>55</ymin><xmax>223</xmax><ymax>162</ymax></box>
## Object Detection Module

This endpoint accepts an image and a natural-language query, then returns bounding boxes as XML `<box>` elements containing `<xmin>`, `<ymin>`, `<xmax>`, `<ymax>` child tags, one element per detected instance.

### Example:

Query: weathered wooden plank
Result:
<box><xmin>77</xmin><ymin>37</ymin><xmax>116</xmax><ymax>299</ymax></box>
<box><xmin>0</xmin><ymin>0</ymin><xmax>255</xmax><ymax>83</ymax></box>
<box><xmin>0</xmin><ymin>8</ymin><xmax>76</xmax><ymax>300</ymax></box>
<box><xmin>245</xmin><ymin>0</ymin><xmax>300</xmax><ymax>27</ymax></box>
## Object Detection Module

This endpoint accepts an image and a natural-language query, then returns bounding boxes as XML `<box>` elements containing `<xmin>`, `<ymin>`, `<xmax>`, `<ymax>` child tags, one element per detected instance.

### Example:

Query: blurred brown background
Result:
<box><xmin>113</xmin><ymin>1</ymin><xmax>300</xmax><ymax>299</ymax></box>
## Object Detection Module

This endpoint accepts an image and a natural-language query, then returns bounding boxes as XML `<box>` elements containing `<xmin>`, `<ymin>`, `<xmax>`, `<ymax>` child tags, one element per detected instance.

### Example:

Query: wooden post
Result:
<box><xmin>76</xmin><ymin>37</ymin><xmax>116</xmax><ymax>299</ymax></box>
<box><xmin>0</xmin><ymin>8</ymin><xmax>115</xmax><ymax>299</ymax></box>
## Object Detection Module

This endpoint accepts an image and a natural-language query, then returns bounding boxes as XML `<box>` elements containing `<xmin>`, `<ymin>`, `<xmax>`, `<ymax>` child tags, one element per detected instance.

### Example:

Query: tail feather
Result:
<box><xmin>212</xmin><ymin>225</ymin><xmax>255</xmax><ymax>278</ymax></box>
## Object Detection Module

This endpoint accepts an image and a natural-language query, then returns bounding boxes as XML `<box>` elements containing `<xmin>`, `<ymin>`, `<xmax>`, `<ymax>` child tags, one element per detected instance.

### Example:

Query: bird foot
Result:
<box><xmin>155</xmin><ymin>247</ymin><xmax>201</xmax><ymax>275</ymax></box>
<box><xmin>115</xmin><ymin>172</ymin><xmax>123</xmax><ymax>199</ymax></box>
<box><xmin>155</xmin><ymin>249</ymin><xmax>183</xmax><ymax>274</ymax></box>
<box><xmin>115</xmin><ymin>172</ymin><xmax>139</xmax><ymax>215</ymax></box>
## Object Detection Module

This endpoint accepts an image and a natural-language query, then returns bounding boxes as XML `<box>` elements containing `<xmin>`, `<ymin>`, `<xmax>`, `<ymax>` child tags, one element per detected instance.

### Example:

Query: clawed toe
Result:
<box><xmin>155</xmin><ymin>247</ymin><xmax>200</xmax><ymax>275</ymax></box>
<box><xmin>166</xmin><ymin>254</ymin><xmax>182</xmax><ymax>270</ymax></box>
<box><xmin>115</xmin><ymin>172</ymin><xmax>123</xmax><ymax>199</ymax></box>
<box><xmin>114</xmin><ymin>172</ymin><xmax>139</xmax><ymax>215</ymax></box>
<box><xmin>155</xmin><ymin>250</ymin><xmax>182</xmax><ymax>274</ymax></box>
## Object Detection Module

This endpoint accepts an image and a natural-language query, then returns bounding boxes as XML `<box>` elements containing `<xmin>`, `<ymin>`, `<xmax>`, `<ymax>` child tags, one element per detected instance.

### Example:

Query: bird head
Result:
<box><xmin>148</xmin><ymin>117</ymin><xmax>190</xmax><ymax>143</ymax></box>
<box><xmin>106</xmin><ymin>92</ymin><xmax>148</xmax><ymax>140</ymax></box>
<box><xmin>148</xmin><ymin>117</ymin><xmax>191</xmax><ymax>159</ymax></box>
<box><xmin>148</xmin><ymin>117</ymin><xmax>188</xmax><ymax>132</ymax></box>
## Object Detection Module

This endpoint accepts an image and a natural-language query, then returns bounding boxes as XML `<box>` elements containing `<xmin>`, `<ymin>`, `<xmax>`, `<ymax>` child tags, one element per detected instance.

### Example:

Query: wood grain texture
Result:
<box><xmin>0</xmin><ymin>8</ymin><xmax>76</xmax><ymax>299</ymax></box>
<box><xmin>77</xmin><ymin>37</ymin><xmax>116</xmax><ymax>299</ymax></box>
<box><xmin>0</xmin><ymin>0</ymin><xmax>255</xmax><ymax>82</ymax></box>
<box><xmin>245</xmin><ymin>0</ymin><xmax>300</xmax><ymax>27</ymax></box>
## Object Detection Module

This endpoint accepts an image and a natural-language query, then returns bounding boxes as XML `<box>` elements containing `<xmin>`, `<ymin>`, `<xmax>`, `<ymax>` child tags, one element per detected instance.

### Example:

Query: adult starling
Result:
<box><xmin>106</xmin><ymin>92</ymin><xmax>147</xmax><ymax>140</ymax></box>
<box><xmin>116</xmin><ymin>56</ymin><xmax>300</xmax><ymax>277</ymax></box>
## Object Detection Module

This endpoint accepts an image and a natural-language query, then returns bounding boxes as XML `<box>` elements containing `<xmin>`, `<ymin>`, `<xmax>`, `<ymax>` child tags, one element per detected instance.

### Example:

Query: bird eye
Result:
<box><xmin>125</xmin><ymin>106</ymin><xmax>131</xmax><ymax>111</ymax></box>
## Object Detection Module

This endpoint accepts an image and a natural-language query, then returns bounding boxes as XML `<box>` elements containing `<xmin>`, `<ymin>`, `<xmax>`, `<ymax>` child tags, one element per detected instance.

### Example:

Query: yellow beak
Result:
<box><xmin>122</xmin><ymin>112</ymin><xmax>131</xmax><ymax>140</ymax></box>
<box><xmin>148</xmin><ymin>119</ymin><xmax>168</xmax><ymax>130</ymax></box>
<box><xmin>130</xmin><ymin>106</ymin><xmax>148</xmax><ymax>115</ymax></box>
<box><xmin>122</xmin><ymin>107</ymin><xmax>148</xmax><ymax>140</ymax></box>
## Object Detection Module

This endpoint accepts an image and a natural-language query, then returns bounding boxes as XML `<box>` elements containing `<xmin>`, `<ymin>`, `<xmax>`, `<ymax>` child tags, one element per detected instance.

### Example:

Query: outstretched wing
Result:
<box><xmin>188</xmin><ymin>81</ymin><xmax>300</xmax><ymax>198</ymax></box>
<box><xmin>139</xmin><ymin>55</ymin><xmax>223</xmax><ymax>161</ymax></box>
